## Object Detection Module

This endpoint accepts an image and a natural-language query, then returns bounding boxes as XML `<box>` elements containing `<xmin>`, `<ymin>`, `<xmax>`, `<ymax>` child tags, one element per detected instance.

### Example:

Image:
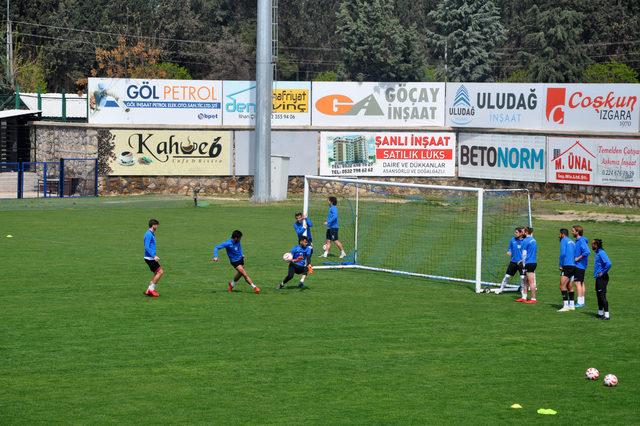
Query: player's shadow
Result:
<box><xmin>278</xmin><ymin>286</ymin><xmax>311</xmax><ymax>291</ymax></box>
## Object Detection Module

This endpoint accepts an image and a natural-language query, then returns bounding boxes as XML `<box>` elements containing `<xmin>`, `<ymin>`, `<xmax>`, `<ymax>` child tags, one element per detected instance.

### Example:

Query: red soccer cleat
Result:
<box><xmin>145</xmin><ymin>289</ymin><xmax>159</xmax><ymax>297</ymax></box>
<box><xmin>228</xmin><ymin>282</ymin><xmax>234</xmax><ymax>293</ymax></box>
<box><xmin>253</xmin><ymin>286</ymin><xmax>261</xmax><ymax>294</ymax></box>
<box><xmin>525</xmin><ymin>299</ymin><xmax>537</xmax><ymax>304</ymax></box>
<box><xmin>514</xmin><ymin>298</ymin><xmax>527</xmax><ymax>303</ymax></box>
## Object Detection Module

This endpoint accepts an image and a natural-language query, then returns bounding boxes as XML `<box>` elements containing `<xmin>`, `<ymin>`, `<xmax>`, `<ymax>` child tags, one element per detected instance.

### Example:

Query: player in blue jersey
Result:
<box><xmin>294</xmin><ymin>212</ymin><xmax>313</xmax><ymax>246</ymax></box>
<box><xmin>278</xmin><ymin>236</ymin><xmax>313</xmax><ymax>289</ymax></box>
<box><xmin>498</xmin><ymin>227</ymin><xmax>525</xmax><ymax>294</ymax></box>
<box><xmin>518</xmin><ymin>227</ymin><xmax>538</xmax><ymax>304</ymax></box>
<box><xmin>558</xmin><ymin>228</ymin><xmax>576</xmax><ymax>312</ymax></box>
<box><xmin>321</xmin><ymin>196</ymin><xmax>346</xmax><ymax>259</ymax></box>
<box><xmin>572</xmin><ymin>225</ymin><xmax>591</xmax><ymax>308</ymax></box>
<box><xmin>592</xmin><ymin>239</ymin><xmax>612</xmax><ymax>320</ymax></box>
<box><xmin>143</xmin><ymin>219</ymin><xmax>163</xmax><ymax>297</ymax></box>
<box><xmin>213</xmin><ymin>230</ymin><xmax>260</xmax><ymax>294</ymax></box>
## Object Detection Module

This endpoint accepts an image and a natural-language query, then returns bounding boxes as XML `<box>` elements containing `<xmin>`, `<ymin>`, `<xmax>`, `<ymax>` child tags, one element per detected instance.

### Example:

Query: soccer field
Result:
<box><xmin>1</xmin><ymin>196</ymin><xmax>639</xmax><ymax>424</ymax></box>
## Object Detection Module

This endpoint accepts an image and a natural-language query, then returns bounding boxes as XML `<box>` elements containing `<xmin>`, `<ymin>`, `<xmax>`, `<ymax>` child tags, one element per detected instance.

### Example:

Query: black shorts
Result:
<box><xmin>524</xmin><ymin>263</ymin><xmax>537</xmax><ymax>273</ymax></box>
<box><xmin>506</xmin><ymin>262</ymin><xmax>524</xmax><ymax>276</ymax></box>
<box><xmin>561</xmin><ymin>265</ymin><xmax>575</xmax><ymax>278</ymax></box>
<box><xmin>145</xmin><ymin>259</ymin><xmax>161</xmax><ymax>273</ymax></box>
<box><xmin>290</xmin><ymin>264</ymin><xmax>308</xmax><ymax>275</ymax></box>
<box><xmin>573</xmin><ymin>267</ymin><xmax>586</xmax><ymax>282</ymax></box>
<box><xmin>595</xmin><ymin>274</ymin><xmax>609</xmax><ymax>293</ymax></box>
<box><xmin>230</xmin><ymin>258</ymin><xmax>245</xmax><ymax>268</ymax></box>
<box><xmin>326</xmin><ymin>228</ymin><xmax>339</xmax><ymax>241</ymax></box>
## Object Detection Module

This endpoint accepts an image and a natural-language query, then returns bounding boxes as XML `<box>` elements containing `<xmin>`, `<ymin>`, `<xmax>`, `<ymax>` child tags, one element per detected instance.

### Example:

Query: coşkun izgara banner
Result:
<box><xmin>548</xmin><ymin>137</ymin><xmax>640</xmax><ymax>187</ymax></box>
<box><xmin>222</xmin><ymin>81</ymin><xmax>311</xmax><ymax>126</ymax></box>
<box><xmin>543</xmin><ymin>84</ymin><xmax>640</xmax><ymax>133</ymax></box>
<box><xmin>319</xmin><ymin>131</ymin><xmax>456</xmax><ymax>177</ymax></box>
<box><xmin>88</xmin><ymin>78</ymin><xmax>223</xmax><ymax>125</ymax></box>
<box><xmin>108</xmin><ymin>130</ymin><xmax>232</xmax><ymax>176</ymax></box>
<box><xmin>312</xmin><ymin>82</ymin><xmax>446</xmax><ymax>127</ymax></box>
<box><xmin>458</xmin><ymin>133</ymin><xmax>546</xmax><ymax>182</ymax></box>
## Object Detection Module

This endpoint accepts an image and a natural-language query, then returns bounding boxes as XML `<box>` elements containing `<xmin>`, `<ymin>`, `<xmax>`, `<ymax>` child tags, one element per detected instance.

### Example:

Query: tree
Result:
<box><xmin>335</xmin><ymin>0</ymin><xmax>424</xmax><ymax>81</ymax></box>
<box><xmin>427</xmin><ymin>0</ymin><xmax>506</xmax><ymax>82</ymax></box>
<box><xmin>583</xmin><ymin>61</ymin><xmax>639</xmax><ymax>83</ymax></box>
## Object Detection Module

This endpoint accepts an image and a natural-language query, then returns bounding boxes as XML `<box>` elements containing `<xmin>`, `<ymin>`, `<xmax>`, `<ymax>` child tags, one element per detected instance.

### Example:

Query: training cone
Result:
<box><xmin>537</xmin><ymin>408</ymin><xmax>557</xmax><ymax>415</ymax></box>
<box><xmin>511</xmin><ymin>404</ymin><xmax>522</xmax><ymax>409</ymax></box>
<box><xmin>6</xmin><ymin>235</ymin><xmax>13</xmax><ymax>238</ymax></box>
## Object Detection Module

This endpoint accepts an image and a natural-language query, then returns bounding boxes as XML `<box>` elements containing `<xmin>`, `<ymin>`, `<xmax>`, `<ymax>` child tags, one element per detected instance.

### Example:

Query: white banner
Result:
<box><xmin>312</xmin><ymin>82</ymin><xmax>445</xmax><ymax>127</ymax></box>
<box><xmin>222</xmin><ymin>81</ymin><xmax>311</xmax><ymax>126</ymax></box>
<box><xmin>319</xmin><ymin>131</ymin><xmax>455</xmax><ymax>177</ymax></box>
<box><xmin>543</xmin><ymin>84</ymin><xmax>640</xmax><ymax>133</ymax></box>
<box><xmin>88</xmin><ymin>78</ymin><xmax>223</xmax><ymax>125</ymax></box>
<box><xmin>458</xmin><ymin>133</ymin><xmax>546</xmax><ymax>182</ymax></box>
<box><xmin>548</xmin><ymin>137</ymin><xmax>640</xmax><ymax>187</ymax></box>
<box><xmin>446</xmin><ymin>83</ymin><xmax>544</xmax><ymax>129</ymax></box>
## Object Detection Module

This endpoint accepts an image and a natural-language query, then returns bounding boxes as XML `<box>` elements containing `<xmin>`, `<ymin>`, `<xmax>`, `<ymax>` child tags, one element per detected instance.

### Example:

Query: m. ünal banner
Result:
<box><xmin>108</xmin><ymin>130</ymin><xmax>232</xmax><ymax>176</ymax></box>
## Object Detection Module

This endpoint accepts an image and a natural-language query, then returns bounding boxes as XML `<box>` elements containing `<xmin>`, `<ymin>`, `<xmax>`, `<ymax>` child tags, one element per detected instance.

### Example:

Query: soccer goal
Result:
<box><xmin>303</xmin><ymin>176</ymin><xmax>532</xmax><ymax>293</ymax></box>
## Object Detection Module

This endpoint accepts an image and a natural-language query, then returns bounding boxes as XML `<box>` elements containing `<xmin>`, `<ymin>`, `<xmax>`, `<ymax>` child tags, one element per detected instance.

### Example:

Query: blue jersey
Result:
<box><xmin>507</xmin><ymin>237</ymin><xmax>523</xmax><ymax>263</ymax></box>
<box><xmin>293</xmin><ymin>218</ymin><xmax>313</xmax><ymax>242</ymax></box>
<box><xmin>327</xmin><ymin>205</ymin><xmax>339</xmax><ymax>229</ymax></box>
<box><xmin>559</xmin><ymin>236</ymin><xmax>576</xmax><ymax>267</ymax></box>
<box><xmin>574</xmin><ymin>236</ymin><xmax>590</xmax><ymax>270</ymax></box>
<box><xmin>593</xmin><ymin>249</ymin><xmax>612</xmax><ymax>278</ymax></box>
<box><xmin>522</xmin><ymin>235</ymin><xmax>537</xmax><ymax>264</ymax></box>
<box><xmin>144</xmin><ymin>229</ymin><xmax>156</xmax><ymax>259</ymax></box>
<box><xmin>290</xmin><ymin>245</ymin><xmax>312</xmax><ymax>267</ymax></box>
<box><xmin>214</xmin><ymin>239</ymin><xmax>244</xmax><ymax>262</ymax></box>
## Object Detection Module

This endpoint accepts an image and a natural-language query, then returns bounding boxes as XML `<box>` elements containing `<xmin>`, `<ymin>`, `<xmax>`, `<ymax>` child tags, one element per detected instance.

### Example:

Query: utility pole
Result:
<box><xmin>6</xmin><ymin>0</ymin><xmax>13</xmax><ymax>87</ymax></box>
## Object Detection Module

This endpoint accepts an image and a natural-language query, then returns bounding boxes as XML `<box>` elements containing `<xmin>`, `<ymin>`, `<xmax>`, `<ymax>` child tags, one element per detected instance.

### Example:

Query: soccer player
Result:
<box><xmin>558</xmin><ymin>228</ymin><xmax>576</xmax><ymax>312</ymax></box>
<box><xmin>143</xmin><ymin>219</ymin><xmax>163</xmax><ymax>297</ymax></box>
<box><xmin>572</xmin><ymin>225</ymin><xmax>591</xmax><ymax>308</ymax></box>
<box><xmin>592</xmin><ymin>239</ymin><xmax>612</xmax><ymax>320</ymax></box>
<box><xmin>278</xmin><ymin>236</ymin><xmax>313</xmax><ymax>289</ymax></box>
<box><xmin>498</xmin><ymin>227</ymin><xmax>525</xmax><ymax>295</ymax></box>
<box><xmin>212</xmin><ymin>230</ymin><xmax>260</xmax><ymax>294</ymax></box>
<box><xmin>321</xmin><ymin>196</ymin><xmax>346</xmax><ymax>259</ymax></box>
<box><xmin>518</xmin><ymin>226</ymin><xmax>538</xmax><ymax>304</ymax></box>
<box><xmin>294</xmin><ymin>212</ymin><xmax>313</xmax><ymax>246</ymax></box>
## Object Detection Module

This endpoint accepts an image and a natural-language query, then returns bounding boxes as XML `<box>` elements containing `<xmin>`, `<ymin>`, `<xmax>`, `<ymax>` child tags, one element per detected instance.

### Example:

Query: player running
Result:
<box><xmin>497</xmin><ymin>227</ymin><xmax>525</xmax><ymax>294</ymax></box>
<box><xmin>572</xmin><ymin>225</ymin><xmax>591</xmax><ymax>308</ymax></box>
<box><xmin>278</xmin><ymin>236</ymin><xmax>313</xmax><ymax>289</ymax></box>
<box><xmin>558</xmin><ymin>228</ymin><xmax>576</xmax><ymax>312</ymax></box>
<box><xmin>592</xmin><ymin>239</ymin><xmax>612</xmax><ymax>320</ymax></box>
<box><xmin>517</xmin><ymin>227</ymin><xmax>537</xmax><ymax>304</ymax></box>
<box><xmin>212</xmin><ymin>230</ymin><xmax>260</xmax><ymax>294</ymax></box>
<box><xmin>321</xmin><ymin>196</ymin><xmax>346</xmax><ymax>259</ymax></box>
<box><xmin>143</xmin><ymin>219</ymin><xmax>163</xmax><ymax>297</ymax></box>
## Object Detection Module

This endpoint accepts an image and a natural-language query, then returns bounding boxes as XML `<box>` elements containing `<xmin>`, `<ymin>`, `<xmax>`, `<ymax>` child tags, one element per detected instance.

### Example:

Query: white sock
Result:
<box><xmin>578</xmin><ymin>296</ymin><xmax>585</xmax><ymax>304</ymax></box>
<box><xmin>563</xmin><ymin>300</ymin><xmax>569</xmax><ymax>307</ymax></box>
<box><xmin>530</xmin><ymin>297</ymin><xmax>536</xmax><ymax>301</ymax></box>
<box><xmin>500</xmin><ymin>275</ymin><xmax>510</xmax><ymax>290</ymax></box>
<box><xmin>323</xmin><ymin>251</ymin><xmax>328</xmax><ymax>256</ymax></box>
<box><xmin>300</xmin><ymin>275</ymin><xmax>307</xmax><ymax>283</ymax></box>
<box><xmin>250</xmin><ymin>283</ymin><xmax>256</xmax><ymax>288</ymax></box>
<box><xmin>341</xmin><ymin>250</ymin><xmax>346</xmax><ymax>255</ymax></box>
<box><xmin>148</xmin><ymin>283</ymin><xmax>156</xmax><ymax>291</ymax></box>
<box><xmin>598</xmin><ymin>309</ymin><xmax>604</xmax><ymax>316</ymax></box>
<box><xmin>604</xmin><ymin>311</ymin><xmax>610</xmax><ymax>318</ymax></box>
<box><xmin>569</xmin><ymin>300</ymin><xmax>575</xmax><ymax>308</ymax></box>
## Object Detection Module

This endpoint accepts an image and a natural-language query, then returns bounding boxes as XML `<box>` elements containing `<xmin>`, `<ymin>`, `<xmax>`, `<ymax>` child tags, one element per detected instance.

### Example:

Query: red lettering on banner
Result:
<box><xmin>568</xmin><ymin>91</ymin><xmax>637</xmax><ymax>113</ymax></box>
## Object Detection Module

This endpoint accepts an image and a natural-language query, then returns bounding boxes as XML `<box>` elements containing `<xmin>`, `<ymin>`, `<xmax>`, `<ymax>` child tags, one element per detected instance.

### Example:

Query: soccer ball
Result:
<box><xmin>603</xmin><ymin>374</ymin><xmax>618</xmax><ymax>387</ymax></box>
<box><xmin>282</xmin><ymin>252</ymin><xmax>293</xmax><ymax>262</ymax></box>
<box><xmin>585</xmin><ymin>368</ymin><xmax>599</xmax><ymax>380</ymax></box>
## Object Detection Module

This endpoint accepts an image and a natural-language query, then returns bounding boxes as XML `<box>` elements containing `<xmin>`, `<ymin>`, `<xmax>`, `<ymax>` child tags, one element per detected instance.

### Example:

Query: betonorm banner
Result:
<box><xmin>108</xmin><ymin>130</ymin><xmax>232</xmax><ymax>176</ymax></box>
<box><xmin>88</xmin><ymin>78</ymin><xmax>223</xmax><ymax>125</ymax></box>
<box><xmin>458</xmin><ymin>133</ymin><xmax>546</xmax><ymax>182</ymax></box>
<box><xmin>319</xmin><ymin>131</ymin><xmax>455</xmax><ymax>177</ymax></box>
<box><xmin>312</xmin><ymin>82</ymin><xmax>446</xmax><ymax>127</ymax></box>
<box><xmin>548</xmin><ymin>137</ymin><xmax>640</xmax><ymax>187</ymax></box>
<box><xmin>446</xmin><ymin>83</ymin><xmax>544</xmax><ymax>129</ymax></box>
<box><xmin>223</xmin><ymin>81</ymin><xmax>311</xmax><ymax>126</ymax></box>
<box><xmin>543</xmin><ymin>84</ymin><xmax>640</xmax><ymax>133</ymax></box>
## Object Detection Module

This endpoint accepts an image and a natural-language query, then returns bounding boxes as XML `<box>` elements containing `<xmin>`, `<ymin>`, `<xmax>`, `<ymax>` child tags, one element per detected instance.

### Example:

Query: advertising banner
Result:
<box><xmin>446</xmin><ymin>83</ymin><xmax>544</xmax><ymax>129</ymax></box>
<box><xmin>312</xmin><ymin>82</ymin><xmax>446</xmax><ymax>127</ymax></box>
<box><xmin>543</xmin><ymin>84</ymin><xmax>640</xmax><ymax>133</ymax></box>
<box><xmin>458</xmin><ymin>133</ymin><xmax>546</xmax><ymax>182</ymax></box>
<box><xmin>222</xmin><ymin>81</ymin><xmax>311</xmax><ymax>126</ymax></box>
<box><xmin>108</xmin><ymin>130</ymin><xmax>232</xmax><ymax>176</ymax></box>
<box><xmin>319</xmin><ymin>131</ymin><xmax>455</xmax><ymax>177</ymax></box>
<box><xmin>548</xmin><ymin>137</ymin><xmax>640</xmax><ymax>187</ymax></box>
<box><xmin>88</xmin><ymin>78</ymin><xmax>223</xmax><ymax>125</ymax></box>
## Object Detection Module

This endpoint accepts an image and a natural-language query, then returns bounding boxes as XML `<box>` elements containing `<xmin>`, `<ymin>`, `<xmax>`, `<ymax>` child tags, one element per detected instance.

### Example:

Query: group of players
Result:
<box><xmin>499</xmin><ymin>225</ymin><xmax>613</xmax><ymax>319</ymax></box>
<box><xmin>141</xmin><ymin>196</ymin><xmax>347</xmax><ymax>296</ymax></box>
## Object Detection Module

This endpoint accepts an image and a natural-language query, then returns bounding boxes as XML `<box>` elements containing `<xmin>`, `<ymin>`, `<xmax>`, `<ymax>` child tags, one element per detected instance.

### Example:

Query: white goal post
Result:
<box><xmin>303</xmin><ymin>175</ymin><xmax>532</xmax><ymax>293</ymax></box>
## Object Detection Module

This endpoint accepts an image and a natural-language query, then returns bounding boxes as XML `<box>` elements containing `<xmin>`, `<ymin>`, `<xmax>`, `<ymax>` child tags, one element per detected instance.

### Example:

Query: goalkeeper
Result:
<box><xmin>497</xmin><ymin>227</ymin><xmax>526</xmax><ymax>294</ymax></box>
<box><xmin>278</xmin><ymin>236</ymin><xmax>313</xmax><ymax>289</ymax></box>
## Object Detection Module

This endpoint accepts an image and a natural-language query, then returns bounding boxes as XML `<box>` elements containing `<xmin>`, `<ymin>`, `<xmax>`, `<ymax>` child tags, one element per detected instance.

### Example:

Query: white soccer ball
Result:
<box><xmin>282</xmin><ymin>252</ymin><xmax>293</xmax><ymax>262</ymax></box>
<box><xmin>603</xmin><ymin>374</ymin><xmax>618</xmax><ymax>387</ymax></box>
<box><xmin>585</xmin><ymin>368</ymin><xmax>599</xmax><ymax>380</ymax></box>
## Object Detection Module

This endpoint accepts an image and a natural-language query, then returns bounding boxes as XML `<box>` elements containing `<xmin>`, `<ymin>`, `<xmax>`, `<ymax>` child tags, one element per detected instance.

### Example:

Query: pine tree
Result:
<box><xmin>427</xmin><ymin>0</ymin><xmax>506</xmax><ymax>82</ymax></box>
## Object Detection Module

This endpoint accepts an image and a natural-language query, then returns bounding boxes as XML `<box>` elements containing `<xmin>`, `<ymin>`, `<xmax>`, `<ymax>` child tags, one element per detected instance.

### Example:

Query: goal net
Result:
<box><xmin>303</xmin><ymin>176</ymin><xmax>532</xmax><ymax>293</ymax></box>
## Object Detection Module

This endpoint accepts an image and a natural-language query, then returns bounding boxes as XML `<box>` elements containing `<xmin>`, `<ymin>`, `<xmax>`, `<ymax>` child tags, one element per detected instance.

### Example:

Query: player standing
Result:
<box><xmin>572</xmin><ymin>225</ymin><xmax>591</xmax><ymax>308</ymax></box>
<box><xmin>294</xmin><ymin>212</ymin><xmax>313</xmax><ymax>247</ymax></box>
<box><xmin>518</xmin><ymin>227</ymin><xmax>538</xmax><ymax>304</ymax></box>
<box><xmin>212</xmin><ymin>230</ymin><xmax>260</xmax><ymax>294</ymax></box>
<box><xmin>143</xmin><ymin>219</ymin><xmax>163</xmax><ymax>297</ymax></box>
<box><xmin>321</xmin><ymin>196</ymin><xmax>346</xmax><ymax>259</ymax></box>
<box><xmin>592</xmin><ymin>239</ymin><xmax>612</xmax><ymax>320</ymax></box>
<box><xmin>498</xmin><ymin>227</ymin><xmax>525</xmax><ymax>295</ymax></box>
<box><xmin>558</xmin><ymin>228</ymin><xmax>576</xmax><ymax>312</ymax></box>
<box><xmin>278</xmin><ymin>236</ymin><xmax>313</xmax><ymax>289</ymax></box>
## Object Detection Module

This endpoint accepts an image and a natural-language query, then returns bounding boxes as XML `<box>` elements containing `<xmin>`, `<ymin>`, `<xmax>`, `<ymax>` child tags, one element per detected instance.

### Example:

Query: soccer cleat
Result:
<box><xmin>602</xmin><ymin>317</ymin><xmax>610</xmax><ymax>321</ymax></box>
<box><xmin>144</xmin><ymin>289</ymin><xmax>159</xmax><ymax>297</ymax></box>
<box><xmin>514</xmin><ymin>298</ymin><xmax>527</xmax><ymax>302</ymax></box>
<box><xmin>524</xmin><ymin>299</ymin><xmax>537</xmax><ymax>304</ymax></box>
<box><xmin>228</xmin><ymin>282</ymin><xmax>234</xmax><ymax>293</ymax></box>
<box><xmin>568</xmin><ymin>306</ymin><xmax>575</xmax><ymax>311</ymax></box>
<box><xmin>575</xmin><ymin>303</ymin><xmax>585</xmax><ymax>308</ymax></box>
<box><xmin>596</xmin><ymin>314</ymin><xmax>604</xmax><ymax>319</ymax></box>
<box><xmin>297</xmin><ymin>282</ymin><xmax>305</xmax><ymax>289</ymax></box>
<box><xmin>558</xmin><ymin>306</ymin><xmax>572</xmax><ymax>312</ymax></box>
<box><xmin>320</xmin><ymin>252</ymin><xmax>328</xmax><ymax>258</ymax></box>
<box><xmin>339</xmin><ymin>251</ymin><xmax>346</xmax><ymax>259</ymax></box>
<box><xmin>253</xmin><ymin>286</ymin><xmax>261</xmax><ymax>294</ymax></box>
<box><xmin>277</xmin><ymin>283</ymin><xmax>285</xmax><ymax>290</ymax></box>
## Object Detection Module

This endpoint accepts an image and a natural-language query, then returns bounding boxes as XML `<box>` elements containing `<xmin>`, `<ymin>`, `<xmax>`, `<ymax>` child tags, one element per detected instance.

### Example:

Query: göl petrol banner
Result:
<box><xmin>88</xmin><ymin>78</ymin><xmax>223</xmax><ymax>125</ymax></box>
<box><xmin>319</xmin><ymin>131</ymin><xmax>456</xmax><ymax>177</ymax></box>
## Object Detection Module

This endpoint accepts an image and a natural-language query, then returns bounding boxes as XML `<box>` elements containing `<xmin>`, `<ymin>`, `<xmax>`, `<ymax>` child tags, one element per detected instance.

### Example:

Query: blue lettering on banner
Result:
<box><xmin>460</xmin><ymin>145</ymin><xmax>544</xmax><ymax>170</ymax></box>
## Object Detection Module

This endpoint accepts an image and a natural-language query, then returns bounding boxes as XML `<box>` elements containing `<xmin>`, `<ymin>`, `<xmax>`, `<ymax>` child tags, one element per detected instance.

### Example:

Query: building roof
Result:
<box><xmin>20</xmin><ymin>93</ymin><xmax>87</xmax><ymax>118</ymax></box>
<box><xmin>0</xmin><ymin>109</ymin><xmax>42</xmax><ymax>119</ymax></box>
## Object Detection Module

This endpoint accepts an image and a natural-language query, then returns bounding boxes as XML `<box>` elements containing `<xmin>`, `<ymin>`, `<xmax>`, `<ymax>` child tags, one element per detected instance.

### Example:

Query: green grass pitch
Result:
<box><xmin>1</xmin><ymin>196</ymin><xmax>639</xmax><ymax>424</ymax></box>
